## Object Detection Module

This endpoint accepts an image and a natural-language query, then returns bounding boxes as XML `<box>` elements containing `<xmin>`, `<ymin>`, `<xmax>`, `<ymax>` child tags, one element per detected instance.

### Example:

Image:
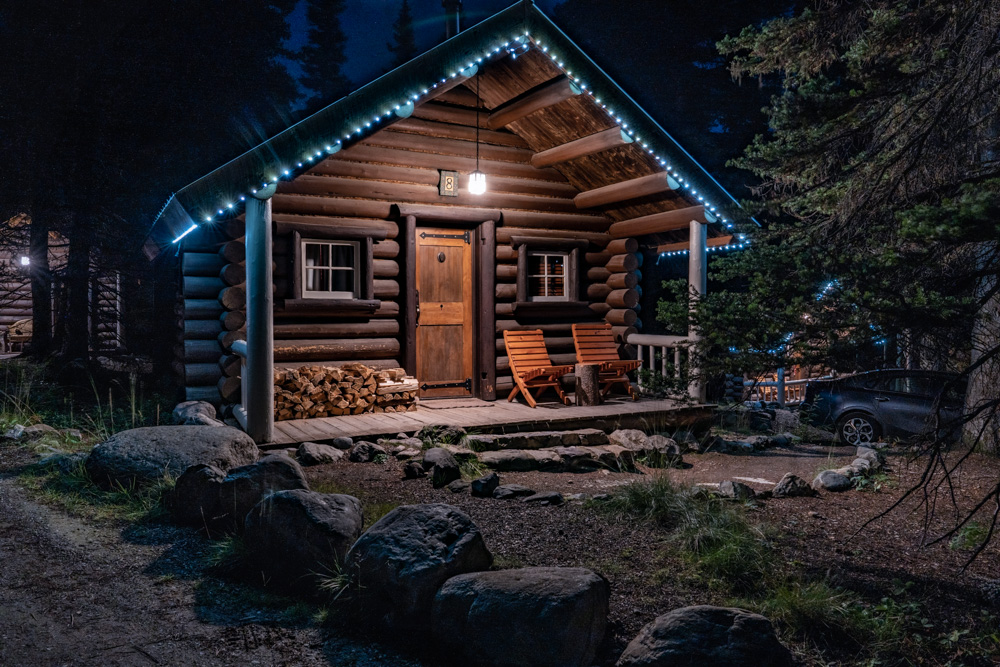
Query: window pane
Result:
<box><xmin>528</xmin><ymin>254</ymin><xmax>545</xmax><ymax>276</ymax></box>
<box><xmin>330</xmin><ymin>268</ymin><xmax>353</xmax><ymax>293</ymax></box>
<box><xmin>528</xmin><ymin>276</ymin><xmax>546</xmax><ymax>297</ymax></box>
<box><xmin>547</xmin><ymin>254</ymin><xmax>564</xmax><ymax>276</ymax></box>
<box><xmin>306</xmin><ymin>268</ymin><xmax>329</xmax><ymax>292</ymax></box>
<box><xmin>330</xmin><ymin>244</ymin><xmax>354</xmax><ymax>268</ymax></box>
<box><xmin>305</xmin><ymin>243</ymin><xmax>329</xmax><ymax>268</ymax></box>
<box><xmin>547</xmin><ymin>276</ymin><xmax>564</xmax><ymax>297</ymax></box>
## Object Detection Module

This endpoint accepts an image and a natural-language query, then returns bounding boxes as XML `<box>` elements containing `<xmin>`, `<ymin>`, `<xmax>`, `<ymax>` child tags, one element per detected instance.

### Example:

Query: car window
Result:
<box><xmin>885</xmin><ymin>375</ymin><xmax>944</xmax><ymax>398</ymax></box>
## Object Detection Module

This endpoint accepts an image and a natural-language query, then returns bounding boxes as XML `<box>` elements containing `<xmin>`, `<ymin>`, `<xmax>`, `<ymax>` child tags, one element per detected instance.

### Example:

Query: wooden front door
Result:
<box><xmin>415</xmin><ymin>227</ymin><xmax>475</xmax><ymax>398</ymax></box>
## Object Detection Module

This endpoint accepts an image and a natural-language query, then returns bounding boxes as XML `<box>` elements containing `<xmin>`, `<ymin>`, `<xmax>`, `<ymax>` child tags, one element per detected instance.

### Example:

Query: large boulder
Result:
<box><xmin>344</xmin><ymin>504</ymin><xmax>492</xmax><ymax>632</ymax></box>
<box><xmin>433</xmin><ymin>567</ymin><xmax>609</xmax><ymax>667</ymax></box>
<box><xmin>608</xmin><ymin>429</ymin><xmax>650</xmax><ymax>450</ymax></box>
<box><xmin>244</xmin><ymin>490</ymin><xmax>363</xmax><ymax>591</ymax></box>
<box><xmin>771</xmin><ymin>473</ymin><xmax>818</xmax><ymax>498</ymax></box>
<box><xmin>811</xmin><ymin>469</ymin><xmax>852</xmax><ymax>492</ymax></box>
<box><xmin>164</xmin><ymin>463</ymin><xmax>227</xmax><ymax>527</ymax></box>
<box><xmin>297</xmin><ymin>441</ymin><xmax>344</xmax><ymax>466</ymax></box>
<box><xmin>172</xmin><ymin>401</ymin><xmax>225</xmax><ymax>426</ymax></box>
<box><xmin>423</xmin><ymin>447</ymin><xmax>461</xmax><ymax>488</ymax></box>
<box><xmin>616</xmin><ymin>605</ymin><xmax>793</xmax><ymax>667</ymax></box>
<box><xmin>349</xmin><ymin>441</ymin><xmax>387</xmax><ymax>463</ymax></box>
<box><xmin>470</xmin><ymin>472</ymin><xmax>500</xmax><ymax>498</ymax></box>
<box><xmin>85</xmin><ymin>425</ymin><xmax>258</xmax><ymax>489</ymax></box>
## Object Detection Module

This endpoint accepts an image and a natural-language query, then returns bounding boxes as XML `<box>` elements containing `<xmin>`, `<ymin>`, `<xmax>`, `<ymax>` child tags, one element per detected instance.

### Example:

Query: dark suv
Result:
<box><xmin>802</xmin><ymin>370</ymin><xmax>965</xmax><ymax>446</ymax></box>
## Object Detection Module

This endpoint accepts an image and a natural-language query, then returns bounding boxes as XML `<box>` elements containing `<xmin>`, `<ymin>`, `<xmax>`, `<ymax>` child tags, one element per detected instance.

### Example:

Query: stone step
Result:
<box><xmin>478</xmin><ymin>440</ymin><xmax>679</xmax><ymax>473</ymax></box>
<box><xmin>465</xmin><ymin>429</ymin><xmax>609</xmax><ymax>452</ymax></box>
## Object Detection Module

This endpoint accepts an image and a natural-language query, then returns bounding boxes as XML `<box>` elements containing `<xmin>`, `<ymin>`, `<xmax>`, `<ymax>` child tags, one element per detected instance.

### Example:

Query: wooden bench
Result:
<box><xmin>571</xmin><ymin>322</ymin><xmax>641</xmax><ymax>400</ymax></box>
<box><xmin>7</xmin><ymin>318</ymin><xmax>32</xmax><ymax>352</ymax></box>
<box><xmin>503</xmin><ymin>329</ymin><xmax>573</xmax><ymax>408</ymax></box>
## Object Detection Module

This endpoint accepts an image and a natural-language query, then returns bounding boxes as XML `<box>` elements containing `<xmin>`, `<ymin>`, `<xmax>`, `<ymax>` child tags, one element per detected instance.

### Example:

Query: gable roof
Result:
<box><xmin>144</xmin><ymin>0</ymin><xmax>745</xmax><ymax>258</ymax></box>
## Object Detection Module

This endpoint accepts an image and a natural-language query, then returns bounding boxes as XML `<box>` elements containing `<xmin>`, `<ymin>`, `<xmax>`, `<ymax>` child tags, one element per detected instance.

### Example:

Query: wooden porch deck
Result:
<box><xmin>269</xmin><ymin>396</ymin><xmax>712</xmax><ymax>446</ymax></box>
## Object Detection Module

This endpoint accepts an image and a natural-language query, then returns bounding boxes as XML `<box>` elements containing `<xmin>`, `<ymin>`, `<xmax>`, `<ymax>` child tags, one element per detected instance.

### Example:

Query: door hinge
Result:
<box><xmin>420</xmin><ymin>378</ymin><xmax>472</xmax><ymax>392</ymax></box>
<box><xmin>420</xmin><ymin>230</ymin><xmax>470</xmax><ymax>244</ymax></box>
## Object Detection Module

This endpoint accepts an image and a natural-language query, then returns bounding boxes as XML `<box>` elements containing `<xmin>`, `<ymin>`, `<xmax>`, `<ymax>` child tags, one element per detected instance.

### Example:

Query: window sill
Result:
<box><xmin>512</xmin><ymin>301</ymin><xmax>590</xmax><ymax>317</ymax></box>
<box><xmin>276</xmin><ymin>299</ymin><xmax>380</xmax><ymax>316</ymax></box>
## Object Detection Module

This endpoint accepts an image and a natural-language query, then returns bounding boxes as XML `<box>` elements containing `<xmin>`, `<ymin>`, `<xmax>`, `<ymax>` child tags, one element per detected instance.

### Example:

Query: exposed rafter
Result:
<box><xmin>574</xmin><ymin>172</ymin><xmax>679</xmax><ymax>209</ymax></box>
<box><xmin>530</xmin><ymin>127</ymin><xmax>633</xmax><ymax>168</ymax></box>
<box><xmin>487</xmin><ymin>76</ymin><xmax>581</xmax><ymax>130</ymax></box>
<box><xmin>656</xmin><ymin>235</ymin><xmax>734</xmax><ymax>254</ymax></box>
<box><xmin>608</xmin><ymin>205</ymin><xmax>717</xmax><ymax>239</ymax></box>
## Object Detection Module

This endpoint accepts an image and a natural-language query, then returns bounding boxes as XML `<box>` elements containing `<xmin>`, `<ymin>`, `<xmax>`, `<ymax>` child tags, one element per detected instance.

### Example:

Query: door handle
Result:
<box><xmin>875</xmin><ymin>396</ymin><xmax>889</xmax><ymax>402</ymax></box>
<box><xmin>415</xmin><ymin>290</ymin><xmax>420</xmax><ymax>326</ymax></box>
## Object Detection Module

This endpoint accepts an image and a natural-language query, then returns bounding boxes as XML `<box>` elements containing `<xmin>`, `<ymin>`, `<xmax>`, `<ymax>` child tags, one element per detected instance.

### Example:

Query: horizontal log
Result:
<box><xmin>496</xmin><ymin>283</ymin><xmax>517</xmax><ymax>301</ymax></box>
<box><xmin>587</xmin><ymin>284</ymin><xmax>613</xmax><ymax>301</ymax></box>
<box><xmin>272</xmin><ymin>214</ymin><xmax>396</xmax><ymax>239</ymax></box>
<box><xmin>272</xmin><ymin>299</ymin><xmax>397</xmax><ymax>319</ymax></box>
<box><xmin>186</xmin><ymin>299</ymin><xmax>224</xmax><ymax>319</ymax></box>
<box><xmin>584</xmin><ymin>250</ymin><xmax>612</xmax><ymax>266</ymax></box>
<box><xmin>218</xmin><ymin>329</ymin><xmax>246</xmax><ymax>352</ymax></box>
<box><xmin>273</xmin><ymin>338</ymin><xmax>400</xmax><ymax>363</ymax></box>
<box><xmin>336</xmin><ymin>144</ymin><xmax>568</xmax><ymax>183</ymax></box>
<box><xmin>606</xmin><ymin>254</ymin><xmax>638</xmax><ymax>273</ymax></box>
<box><xmin>389</xmin><ymin>117</ymin><xmax>530</xmax><ymax>148</ymax></box>
<box><xmin>488</xmin><ymin>77</ymin><xmax>581</xmax><ymax>130</ymax></box>
<box><xmin>220</xmin><ymin>310</ymin><xmax>246</xmax><ymax>331</ymax></box>
<box><xmin>185</xmin><ymin>386</ymin><xmax>221</xmax><ymax>404</ymax></box>
<box><xmin>611</xmin><ymin>326</ymin><xmax>638</xmax><ymax>343</ymax></box>
<box><xmin>575</xmin><ymin>172</ymin><xmax>678</xmax><ymax>209</ymax></box>
<box><xmin>605</xmin><ymin>309</ymin><xmax>638</xmax><ymax>326</ymax></box>
<box><xmin>606</xmin><ymin>238</ymin><xmax>638</xmax><ymax>255</ymax></box>
<box><xmin>607</xmin><ymin>289</ymin><xmax>640</xmax><ymax>309</ymax></box>
<box><xmin>656</xmin><ymin>234</ymin><xmax>735</xmax><ymax>254</ymax></box>
<box><xmin>496</xmin><ymin>264</ymin><xmax>517</xmax><ymax>281</ymax></box>
<box><xmin>217</xmin><ymin>376</ymin><xmax>241</xmax><ymax>404</ymax></box>
<box><xmin>500</xmin><ymin>209</ymin><xmax>609</xmax><ymax>232</ymax></box>
<box><xmin>497</xmin><ymin>352</ymin><xmax>578</xmax><ymax>374</ymax></box>
<box><xmin>273</xmin><ymin>358</ymin><xmax>402</xmax><ymax>371</ymax></box>
<box><xmin>184</xmin><ymin>319</ymin><xmax>223</xmax><ymax>340</ymax></box>
<box><xmin>495</xmin><ymin>320</ymin><xmax>574</xmax><ymax>334</ymax></box>
<box><xmin>609</xmin><ymin>205</ymin><xmax>716</xmax><ymax>239</ymax></box>
<box><xmin>607</xmin><ymin>272</ymin><xmax>638</xmax><ymax>289</ymax></box>
<box><xmin>273</xmin><ymin>320</ymin><xmax>399</xmax><ymax>339</ymax></box>
<box><xmin>225</xmin><ymin>218</ymin><xmax>246</xmax><ymax>239</ymax></box>
<box><xmin>589</xmin><ymin>303</ymin><xmax>612</xmax><ymax>317</ymax></box>
<box><xmin>271</xmin><ymin>197</ymin><xmax>392</xmax><ymax>221</ymax></box>
<box><xmin>219</xmin><ymin>286</ymin><xmax>246</xmax><ymax>311</ymax></box>
<box><xmin>374</xmin><ymin>240</ymin><xmax>399</xmax><ymax>259</ymax></box>
<box><xmin>220</xmin><ymin>263</ymin><xmax>246</xmax><ymax>286</ymax></box>
<box><xmin>374</xmin><ymin>259</ymin><xmax>398</xmax><ymax>278</ymax></box>
<box><xmin>219</xmin><ymin>240</ymin><xmax>245</xmax><ymax>264</ymax></box>
<box><xmin>587</xmin><ymin>267</ymin><xmax>611</xmax><ymax>282</ymax></box>
<box><xmin>185</xmin><ymin>363</ymin><xmax>222</xmax><ymax>386</ymax></box>
<box><xmin>182</xmin><ymin>253</ymin><xmax>224</xmax><ymax>277</ymax></box>
<box><xmin>496</xmin><ymin>336</ymin><xmax>575</xmax><ymax>354</ymax></box>
<box><xmin>364</xmin><ymin>131</ymin><xmax>533</xmax><ymax>165</ymax></box>
<box><xmin>219</xmin><ymin>354</ymin><xmax>241</xmax><ymax>378</ymax></box>
<box><xmin>184</xmin><ymin>339</ymin><xmax>222</xmax><ymax>363</ymax></box>
<box><xmin>497</xmin><ymin>245</ymin><xmax>517</xmax><ymax>262</ymax></box>
<box><xmin>393</xmin><ymin>203</ymin><xmax>501</xmax><ymax>223</ymax></box>
<box><xmin>374</xmin><ymin>279</ymin><xmax>399</xmax><ymax>299</ymax></box>
<box><xmin>496</xmin><ymin>227</ymin><xmax>609</xmax><ymax>245</ymax></box>
<box><xmin>530</xmin><ymin>127</ymin><xmax>634</xmax><ymax>169</ymax></box>
<box><xmin>411</xmin><ymin>100</ymin><xmax>489</xmax><ymax>128</ymax></box>
<box><xmin>183</xmin><ymin>276</ymin><xmax>224</xmax><ymax>299</ymax></box>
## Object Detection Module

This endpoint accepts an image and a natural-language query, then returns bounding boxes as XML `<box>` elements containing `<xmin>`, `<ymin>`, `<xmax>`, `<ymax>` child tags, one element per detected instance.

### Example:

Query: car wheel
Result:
<box><xmin>837</xmin><ymin>412</ymin><xmax>880</xmax><ymax>446</ymax></box>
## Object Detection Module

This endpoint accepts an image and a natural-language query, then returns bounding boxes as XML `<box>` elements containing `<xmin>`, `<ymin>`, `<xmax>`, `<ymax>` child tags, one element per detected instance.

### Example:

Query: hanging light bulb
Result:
<box><xmin>470</xmin><ymin>71</ymin><xmax>487</xmax><ymax>195</ymax></box>
<box><xmin>469</xmin><ymin>170</ymin><xmax>487</xmax><ymax>195</ymax></box>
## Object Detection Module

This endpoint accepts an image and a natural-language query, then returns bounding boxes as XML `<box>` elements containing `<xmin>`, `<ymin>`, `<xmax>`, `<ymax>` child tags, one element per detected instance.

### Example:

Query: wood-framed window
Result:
<box><xmin>300</xmin><ymin>239</ymin><xmax>360</xmax><ymax>299</ymax></box>
<box><xmin>526</xmin><ymin>251</ymin><xmax>568</xmax><ymax>302</ymax></box>
<box><xmin>512</xmin><ymin>235</ymin><xmax>587</xmax><ymax>312</ymax></box>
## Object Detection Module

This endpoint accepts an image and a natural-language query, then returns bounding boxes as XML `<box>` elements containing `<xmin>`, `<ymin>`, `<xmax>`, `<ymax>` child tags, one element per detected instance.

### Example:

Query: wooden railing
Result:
<box><xmin>230</xmin><ymin>339</ymin><xmax>249</xmax><ymax>430</ymax></box>
<box><xmin>626</xmin><ymin>333</ymin><xmax>691</xmax><ymax>396</ymax></box>
<box><xmin>744</xmin><ymin>370</ymin><xmax>834</xmax><ymax>407</ymax></box>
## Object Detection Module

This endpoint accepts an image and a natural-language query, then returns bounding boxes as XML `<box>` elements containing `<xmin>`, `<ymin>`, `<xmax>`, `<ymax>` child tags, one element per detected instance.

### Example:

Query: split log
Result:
<box><xmin>273</xmin><ymin>359</ymin><xmax>402</xmax><ymax>371</ymax></box>
<box><xmin>273</xmin><ymin>338</ymin><xmax>400</xmax><ymax>363</ymax></box>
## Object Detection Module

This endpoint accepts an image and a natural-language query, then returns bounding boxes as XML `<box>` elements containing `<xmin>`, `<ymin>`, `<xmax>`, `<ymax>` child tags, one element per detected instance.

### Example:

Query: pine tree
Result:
<box><xmin>388</xmin><ymin>0</ymin><xmax>418</xmax><ymax>68</ymax></box>
<box><xmin>301</xmin><ymin>0</ymin><xmax>350</xmax><ymax>107</ymax></box>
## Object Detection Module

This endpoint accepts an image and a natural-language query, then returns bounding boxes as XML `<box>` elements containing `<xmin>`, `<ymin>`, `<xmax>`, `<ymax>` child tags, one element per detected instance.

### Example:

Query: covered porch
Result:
<box><xmin>269</xmin><ymin>394</ymin><xmax>711</xmax><ymax>446</ymax></box>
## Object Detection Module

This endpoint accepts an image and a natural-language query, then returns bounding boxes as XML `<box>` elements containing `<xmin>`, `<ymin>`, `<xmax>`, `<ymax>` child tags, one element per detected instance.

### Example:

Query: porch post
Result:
<box><xmin>688</xmin><ymin>219</ymin><xmax>708</xmax><ymax>402</ymax></box>
<box><xmin>245</xmin><ymin>184</ymin><xmax>276</xmax><ymax>443</ymax></box>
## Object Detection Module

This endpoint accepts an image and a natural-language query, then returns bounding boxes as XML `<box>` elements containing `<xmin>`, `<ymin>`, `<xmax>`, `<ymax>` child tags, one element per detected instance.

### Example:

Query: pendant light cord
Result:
<box><xmin>475</xmin><ymin>73</ymin><xmax>481</xmax><ymax>171</ymax></box>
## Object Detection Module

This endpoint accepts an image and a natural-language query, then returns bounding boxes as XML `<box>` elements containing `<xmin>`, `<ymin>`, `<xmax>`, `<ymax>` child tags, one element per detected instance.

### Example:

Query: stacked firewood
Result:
<box><xmin>273</xmin><ymin>363</ymin><xmax>418</xmax><ymax>420</ymax></box>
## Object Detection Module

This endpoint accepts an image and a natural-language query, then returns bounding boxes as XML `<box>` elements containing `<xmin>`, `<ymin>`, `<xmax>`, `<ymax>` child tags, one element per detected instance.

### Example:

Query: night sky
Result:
<box><xmin>287</xmin><ymin>0</ymin><xmax>564</xmax><ymax>84</ymax></box>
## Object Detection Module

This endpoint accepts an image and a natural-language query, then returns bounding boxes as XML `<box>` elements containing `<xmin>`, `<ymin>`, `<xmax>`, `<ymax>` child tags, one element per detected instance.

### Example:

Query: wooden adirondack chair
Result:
<box><xmin>572</xmin><ymin>322</ymin><xmax>641</xmax><ymax>399</ymax></box>
<box><xmin>503</xmin><ymin>329</ymin><xmax>573</xmax><ymax>408</ymax></box>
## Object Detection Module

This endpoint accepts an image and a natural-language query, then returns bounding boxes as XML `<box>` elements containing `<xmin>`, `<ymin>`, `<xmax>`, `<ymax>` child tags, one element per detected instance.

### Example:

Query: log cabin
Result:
<box><xmin>142</xmin><ymin>0</ymin><xmax>745</xmax><ymax>443</ymax></box>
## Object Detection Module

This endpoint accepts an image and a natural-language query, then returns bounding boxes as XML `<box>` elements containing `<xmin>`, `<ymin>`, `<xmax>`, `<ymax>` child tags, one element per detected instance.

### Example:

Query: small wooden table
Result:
<box><xmin>574</xmin><ymin>363</ymin><xmax>602</xmax><ymax>406</ymax></box>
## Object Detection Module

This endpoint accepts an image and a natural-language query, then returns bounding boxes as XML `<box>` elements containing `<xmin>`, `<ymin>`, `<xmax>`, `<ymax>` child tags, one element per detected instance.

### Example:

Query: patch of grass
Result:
<box><xmin>491</xmin><ymin>553</ymin><xmax>525</xmax><ymax>570</ymax></box>
<box><xmin>18</xmin><ymin>457</ymin><xmax>173</xmax><ymax>523</ymax></box>
<box><xmin>853</xmin><ymin>470</ymin><xmax>894</xmax><ymax>493</ymax></box>
<box><xmin>204</xmin><ymin>535</ymin><xmax>251</xmax><ymax>575</ymax></box>
<box><xmin>312</xmin><ymin>480</ymin><xmax>398</xmax><ymax>531</ymax></box>
<box><xmin>459</xmin><ymin>457</ymin><xmax>488</xmax><ymax>480</ymax></box>
<box><xmin>949</xmin><ymin>520</ymin><xmax>989</xmax><ymax>551</ymax></box>
<box><xmin>194</xmin><ymin>577</ymin><xmax>324</xmax><ymax>626</ymax></box>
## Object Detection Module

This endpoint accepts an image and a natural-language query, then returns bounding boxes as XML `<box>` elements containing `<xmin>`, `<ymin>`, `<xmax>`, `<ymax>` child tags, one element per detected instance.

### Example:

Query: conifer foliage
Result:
<box><xmin>388</xmin><ymin>0</ymin><xmax>418</xmax><ymax>68</ymax></box>
<box><xmin>301</xmin><ymin>0</ymin><xmax>351</xmax><ymax>107</ymax></box>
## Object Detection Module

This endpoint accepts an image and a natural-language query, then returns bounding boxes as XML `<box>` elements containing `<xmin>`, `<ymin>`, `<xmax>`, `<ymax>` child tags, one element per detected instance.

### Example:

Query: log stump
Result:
<box><xmin>575</xmin><ymin>363</ymin><xmax>602</xmax><ymax>406</ymax></box>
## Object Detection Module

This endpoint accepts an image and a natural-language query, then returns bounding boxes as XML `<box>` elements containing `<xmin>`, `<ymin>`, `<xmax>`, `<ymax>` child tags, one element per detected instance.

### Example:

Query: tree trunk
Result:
<box><xmin>26</xmin><ymin>208</ymin><xmax>52</xmax><ymax>356</ymax></box>
<box><xmin>963</xmin><ymin>245</ymin><xmax>1000</xmax><ymax>453</ymax></box>
<box><xmin>62</xmin><ymin>216</ymin><xmax>91</xmax><ymax>360</ymax></box>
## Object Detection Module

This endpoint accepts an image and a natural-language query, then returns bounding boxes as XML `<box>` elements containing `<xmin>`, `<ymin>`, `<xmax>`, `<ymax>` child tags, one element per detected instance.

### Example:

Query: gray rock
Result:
<box><xmin>812</xmin><ymin>469</ymin><xmax>852</xmax><ymax>492</ymax></box>
<box><xmin>423</xmin><ymin>447</ymin><xmax>460</xmax><ymax>488</ymax></box>
<box><xmin>772</xmin><ymin>409</ymin><xmax>800</xmax><ymax>433</ymax></box>
<box><xmin>244</xmin><ymin>490</ymin><xmax>363</xmax><ymax>591</ymax></box>
<box><xmin>416</xmin><ymin>424</ymin><xmax>467</xmax><ymax>445</ymax></box>
<box><xmin>348</xmin><ymin>441</ymin><xmax>387</xmax><ymax>463</ymax></box>
<box><xmin>726</xmin><ymin>440</ymin><xmax>756</xmax><ymax>454</ymax></box>
<box><xmin>493</xmin><ymin>484</ymin><xmax>535</xmax><ymax>500</ymax></box>
<box><xmin>38</xmin><ymin>451</ymin><xmax>89</xmax><ymax>476</ymax></box>
<box><xmin>471</xmin><ymin>472</ymin><xmax>499</xmax><ymax>498</ymax></box>
<box><xmin>522</xmin><ymin>491</ymin><xmax>564</xmax><ymax>506</ymax></box>
<box><xmin>447</xmin><ymin>479</ymin><xmax>470</xmax><ymax>493</ymax></box>
<box><xmin>850</xmin><ymin>458</ymin><xmax>872</xmax><ymax>474</ymax></box>
<box><xmin>403</xmin><ymin>460</ymin><xmax>426</xmax><ymax>479</ymax></box>
<box><xmin>164</xmin><ymin>463</ymin><xmax>227</xmax><ymax>527</ymax></box>
<box><xmin>23</xmin><ymin>424</ymin><xmax>59</xmax><ymax>440</ymax></box>
<box><xmin>464</xmin><ymin>429</ymin><xmax>608</xmax><ymax>452</ymax></box>
<box><xmin>344</xmin><ymin>504</ymin><xmax>492</xmax><ymax>632</ymax></box>
<box><xmin>856</xmin><ymin>446</ymin><xmax>886</xmax><ymax>468</ymax></box>
<box><xmin>771</xmin><ymin>473</ymin><xmax>818</xmax><ymax>498</ymax></box>
<box><xmin>394</xmin><ymin>447</ymin><xmax>421</xmax><ymax>461</ymax></box>
<box><xmin>85</xmin><ymin>425</ymin><xmax>258</xmax><ymax>489</ymax></box>
<box><xmin>172</xmin><ymin>400</ymin><xmax>224</xmax><ymax>427</ymax></box>
<box><xmin>609</xmin><ymin>429</ymin><xmax>650</xmax><ymax>450</ymax></box>
<box><xmin>297</xmin><ymin>441</ymin><xmax>344</xmax><ymax>466</ymax></box>
<box><xmin>60</xmin><ymin>428</ymin><xmax>83</xmax><ymax>442</ymax></box>
<box><xmin>718</xmin><ymin>480</ymin><xmax>756</xmax><ymax>500</ymax></box>
<box><xmin>378</xmin><ymin>436</ymin><xmax>424</xmax><ymax>450</ymax></box>
<box><xmin>433</xmin><ymin>567</ymin><xmax>609</xmax><ymax>667</ymax></box>
<box><xmin>478</xmin><ymin>449</ymin><xmax>563</xmax><ymax>472</ymax></box>
<box><xmin>330</xmin><ymin>436</ymin><xmax>353</xmax><ymax>450</ymax></box>
<box><xmin>3</xmin><ymin>424</ymin><xmax>24</xmax><ymax>440</ymax></box>
<box><xmin>617</xmin><ymin>605</ymin><xmax>793</xmax><ymax>667</ymax></box>
<box><xmin>216</xmin><ymin>454</ymin><xmax>310</xmax><ymax>532</ymax></box>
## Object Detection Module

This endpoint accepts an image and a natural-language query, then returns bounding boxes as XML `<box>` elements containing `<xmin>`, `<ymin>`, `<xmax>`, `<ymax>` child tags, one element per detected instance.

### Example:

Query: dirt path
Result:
<box><xmin>0</xmin><ymin>449</ymin><xmax>423</xmax><ymax>667</ymax></box>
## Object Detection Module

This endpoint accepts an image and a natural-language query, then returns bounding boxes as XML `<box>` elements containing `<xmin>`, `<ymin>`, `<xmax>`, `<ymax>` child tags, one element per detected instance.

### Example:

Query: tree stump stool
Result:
<box><xmin>575</xmin><ymin>363</ymin><xmax>602</xmax><ymax>406</ymax></box>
